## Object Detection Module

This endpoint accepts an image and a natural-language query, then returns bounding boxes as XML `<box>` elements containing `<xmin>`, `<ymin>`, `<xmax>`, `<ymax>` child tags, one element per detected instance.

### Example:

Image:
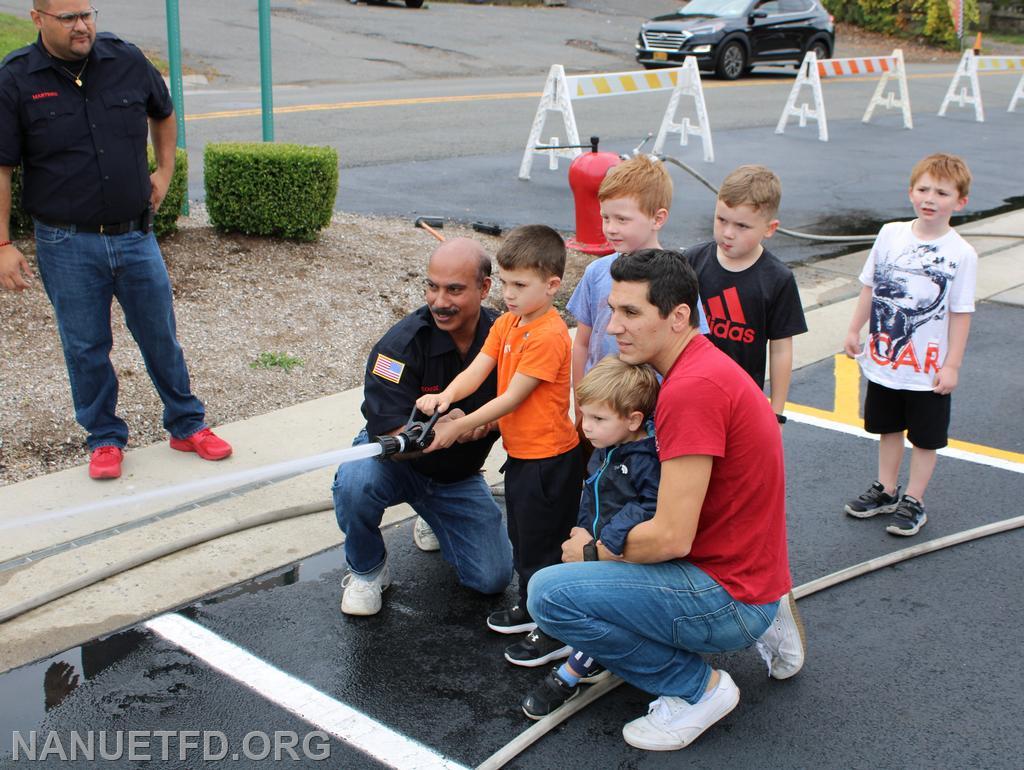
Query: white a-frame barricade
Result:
<box><xmin>775</xmin><ymin>49</ymin><xmax>912</xmax><ymax>142</ymax></box>
<box><xmin>938</xmin><ymin>50</ymin><xmax>1024</xmax><ymax>122</ymax></box>
<box><xmin>518</xmin><ymin>60</ymin><xmax>713</xmax><ymax>180</ymax></box>
<box><xmin>652</xmin><ymin>57</ymin><xmax>714</xmax><ymax>162</ymax></box>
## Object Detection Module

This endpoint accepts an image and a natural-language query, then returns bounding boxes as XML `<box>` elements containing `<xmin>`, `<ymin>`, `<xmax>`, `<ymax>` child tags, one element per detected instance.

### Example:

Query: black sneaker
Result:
<box><xmin>487</xmin><ymin>603</ymin><xmax>537</xmax><ymax>635</ymax></box>
<box><xmin>844</xmin><ymin>481</ymin><xmax>901</xmax><ymax>518</ymax></box>
<box><xmin>886</xmin><ymin>495</ymin><xmax>927</xmax><ymax>536</ymax></box>
<box><xmin>578</xmin><ymin>663</ymin><xmax>611</xmax><ymax>684</ymax></box>
<box><xmin>521</xmin><ymin>667</ymin><xmax>579</xmax><ymax>720</ymax></box>
<box><xmin>504</xmin><ymin>629</ymin><xmax>571</xmax><ymax>667</ymax></box>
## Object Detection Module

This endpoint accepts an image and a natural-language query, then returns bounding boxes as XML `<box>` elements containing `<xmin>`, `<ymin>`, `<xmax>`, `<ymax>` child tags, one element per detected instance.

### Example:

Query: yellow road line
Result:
<box><xmin>184</xmin><ymin>91</ymin><xmax>542</xmax><ymax>122</ymax></box>
<box><xmin>183</xmin><ymin>69</ymin><xmax>1018</xmax><ymax>123</ymax></box>
<box><xmin>787</xmin><ymin>356</ymin><xmax>1024</xmax><ymax>465</ymax></box>
<box><xmin>833</xmin><ymin>354</ymin><xmax>862</xmax><ymax>422</ymax></box>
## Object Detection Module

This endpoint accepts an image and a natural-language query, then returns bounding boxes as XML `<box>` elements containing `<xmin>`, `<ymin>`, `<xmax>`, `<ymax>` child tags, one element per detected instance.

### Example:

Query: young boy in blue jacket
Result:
<box><xmin>521</xmin><ymin>355</ymin><xmax>661</xmax><ymax>719</ymax></box>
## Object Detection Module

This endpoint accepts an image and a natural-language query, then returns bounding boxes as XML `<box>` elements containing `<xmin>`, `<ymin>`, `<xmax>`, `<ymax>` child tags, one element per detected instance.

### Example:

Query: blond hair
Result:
<box><xmin>496</xmin><ymin>224</ymin><xmax>566</xmax><ymax>279</ymax></box>
<box><xmin>718</xmin><ymin>164</ymin><xmax>782</xmax><ymax>220</ymax></box>
<box><xmin>910</xmin><ymin>153</ymin><xmax>972</xmax><ymax>197</ymax></box>
<box><xmin>597</xmin><ymin>155</ymin><xmax>673</xmax><ymax>217</ymax></box>
<box><xmin>576</xmin><ymin>356</ymin><xmax>660</xmax><ymax>419</ymax></box>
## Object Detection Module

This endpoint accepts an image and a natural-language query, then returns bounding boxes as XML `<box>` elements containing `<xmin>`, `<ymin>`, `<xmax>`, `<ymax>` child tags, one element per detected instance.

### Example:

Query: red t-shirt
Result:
<box><xmin>655</xmin><ymin>335</ymin><xmax>791</xmax><ymax>604</ymax></box>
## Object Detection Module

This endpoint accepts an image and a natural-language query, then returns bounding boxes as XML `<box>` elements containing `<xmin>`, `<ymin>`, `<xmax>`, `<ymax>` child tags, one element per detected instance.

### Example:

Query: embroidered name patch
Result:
<box><xmin>32</xmin><ymin>91</ymin><xmax>59</xmax><ymax>101</ymax></box>
<box><xmin>371</xmin><ymin>353</ymin><xmax>405</xmax><ymax>384</ymax></box>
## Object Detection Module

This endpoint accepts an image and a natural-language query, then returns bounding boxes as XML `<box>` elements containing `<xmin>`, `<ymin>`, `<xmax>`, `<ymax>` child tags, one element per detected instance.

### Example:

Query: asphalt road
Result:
<box><xmin>4</xmin><ymin>0</ymin><xmax>1022</xmax><ymax>265</ymax></box>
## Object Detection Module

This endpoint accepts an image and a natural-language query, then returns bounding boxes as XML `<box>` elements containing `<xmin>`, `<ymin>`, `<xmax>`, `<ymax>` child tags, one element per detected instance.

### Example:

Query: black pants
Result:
<box><xmin>503</xmin><ymin>444</ymin><xmax>585</xmax><ymax>605</ymax></box>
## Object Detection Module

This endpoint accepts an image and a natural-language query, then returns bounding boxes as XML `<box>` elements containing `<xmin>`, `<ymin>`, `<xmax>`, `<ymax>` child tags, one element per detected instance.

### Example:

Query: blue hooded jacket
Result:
<box><xmin>578</xmin><ymin>435</ymin><xmax>660</xmax><ymax>556</ymax></box>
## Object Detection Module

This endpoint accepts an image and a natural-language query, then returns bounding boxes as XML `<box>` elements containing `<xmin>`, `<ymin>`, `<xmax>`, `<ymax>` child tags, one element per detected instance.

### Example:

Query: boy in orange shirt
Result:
<box><xmin>418</xmin><ymin>225</ymin><xmax>584</xmax><ymax>667</ymax></box>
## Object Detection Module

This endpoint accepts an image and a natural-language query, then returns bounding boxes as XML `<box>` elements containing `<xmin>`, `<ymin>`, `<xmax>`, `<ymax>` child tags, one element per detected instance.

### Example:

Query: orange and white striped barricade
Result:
<box><xmin>938</xmin><ymin>50</ymin><xmax>1024</xmax><ymax>122</ymax></box>
<box><xmin>775</xmin><ymin>49</ymin><xmax>912</xmax><ymax>142</ymax></box>
<box><xmin>519</xmin><ymin>60</ymin><xmax>713</xmax><ymax>180</ymax></box>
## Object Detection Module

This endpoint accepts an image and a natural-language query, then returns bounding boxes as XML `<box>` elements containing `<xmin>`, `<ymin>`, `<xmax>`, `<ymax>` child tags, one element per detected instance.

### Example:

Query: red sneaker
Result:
<box><xmin>169</xmin><ymin>428</ymin><xmax>233</xmax><ymax>461</ymax></box>
<box><xmin>89</xmin><ymin>446</ymin><xmax>123</xmax><ymax>480</ymax></box>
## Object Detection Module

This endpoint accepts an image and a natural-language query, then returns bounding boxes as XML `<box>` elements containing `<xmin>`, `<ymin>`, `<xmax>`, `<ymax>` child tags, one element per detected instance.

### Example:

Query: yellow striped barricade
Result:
<box><xmin>775</xmin><ymin>49</ymin><xmax>912</xmax><ymax>143</ymax></box>
<box><xmin>938</xmin><ymin>50</ymin><xmax>1024</xmax><ymax>122</ymax></box>
<box><xmin>518</xmin><ymin>60</ymin><xmax>713</xmax><ymax>181</ymax></box>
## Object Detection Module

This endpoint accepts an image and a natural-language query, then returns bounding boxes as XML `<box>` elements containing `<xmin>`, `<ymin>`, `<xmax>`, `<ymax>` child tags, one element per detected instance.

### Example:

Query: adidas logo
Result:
<box><xmin>704</xmin><ymin>287</ymin><xmax>755</xmax><ymax>344</ymax></box>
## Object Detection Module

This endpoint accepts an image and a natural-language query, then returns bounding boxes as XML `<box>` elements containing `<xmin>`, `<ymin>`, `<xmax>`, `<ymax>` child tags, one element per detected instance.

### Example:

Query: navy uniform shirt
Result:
<box><xmin>363</xmin><ymin>305</ymin><xmax>499</xmax><ymax>484</ymax></box>
<box><xmin>0</xmin><ymin>33</ymin><xmax>173</xmax><ymax>225</ymax></box>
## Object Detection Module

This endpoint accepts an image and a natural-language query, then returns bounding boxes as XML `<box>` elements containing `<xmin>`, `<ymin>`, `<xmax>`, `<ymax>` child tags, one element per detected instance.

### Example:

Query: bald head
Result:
<box><xmin>428</xmin><ymin>237</ymin><xmax>491</xmax><ymax>287</ymax></box>
<box><xmin>424</xmin><ymin>238</ymin><xmax>492</xmax><ymax>342</ymax></box>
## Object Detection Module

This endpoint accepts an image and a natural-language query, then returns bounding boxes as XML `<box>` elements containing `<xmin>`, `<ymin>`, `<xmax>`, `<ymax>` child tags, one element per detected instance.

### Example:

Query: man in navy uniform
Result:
<box><xmin>333</xmin><ymin>237</ymin><xmax>513</xmax><ymax>615</ymax></box>
<box><xmin>0</xmin><ymin>1</ymin><xmax>231</xmax><ymax>480</ymax></box>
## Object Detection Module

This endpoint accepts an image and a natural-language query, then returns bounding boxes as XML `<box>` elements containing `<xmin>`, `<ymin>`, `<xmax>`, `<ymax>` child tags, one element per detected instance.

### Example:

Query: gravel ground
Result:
<box><xmin>0</xmin><ymin>209</ymin><xmax>590</xmax><ymax>485</ymax></box>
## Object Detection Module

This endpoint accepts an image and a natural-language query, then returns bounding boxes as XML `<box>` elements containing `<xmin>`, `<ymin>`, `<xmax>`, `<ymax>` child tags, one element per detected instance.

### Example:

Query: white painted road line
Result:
<box><xmin>787</xmin><ymin>410</ymin><xmax>1023</xmax><ymax>474</ymax></box>
<box><xmin>145</xmin><ymin>614</ymin><xmax>469</xmax><ymax>770</ymax></box>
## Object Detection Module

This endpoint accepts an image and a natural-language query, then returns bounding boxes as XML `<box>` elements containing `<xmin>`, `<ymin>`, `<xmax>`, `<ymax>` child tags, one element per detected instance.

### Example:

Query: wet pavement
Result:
<box><xmin>2</xmin><ymin>301</ymin><xmax>1021</xmax><ymax>768</ymax></box>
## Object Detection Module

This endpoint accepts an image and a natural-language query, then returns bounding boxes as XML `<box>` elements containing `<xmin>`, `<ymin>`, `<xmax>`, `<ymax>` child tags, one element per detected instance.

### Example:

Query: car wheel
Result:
<box><xmin>715</xmin><ymin>40</ymin><xmax>747</xmax><ymax>80</ymax></box>
<box><xmin>405</xmin><ymin>0</ymin><xmax>424</xmax><ymax>7</ymax></box>
<box><xmin>809</xmin><ymin>39</ymin><xmax>830</xmax><ymax>61</ymax></box>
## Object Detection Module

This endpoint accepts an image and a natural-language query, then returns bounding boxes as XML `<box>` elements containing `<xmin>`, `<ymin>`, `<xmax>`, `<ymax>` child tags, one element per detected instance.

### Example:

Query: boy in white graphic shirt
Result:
<box><xmin>843</xmin><ymin>153</ymin><xmax>977</xmax><ymax>536</ymax></box>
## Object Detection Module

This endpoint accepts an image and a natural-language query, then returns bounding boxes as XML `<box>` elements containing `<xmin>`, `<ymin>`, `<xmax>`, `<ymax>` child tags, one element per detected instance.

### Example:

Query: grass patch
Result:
<box><xmin>251</xmin><ymin>352</ymin><xmax>305</xmax><ymax>373</ymax></box>
<box><xmin>0</xmin><ymin>12</ymin><xmax>36</xmax><ymax>59</ymax></box>
<box><xmin>985</xmin><ymin>32</ymin><xmax>1024</xmax><ymax>47</ymax></box>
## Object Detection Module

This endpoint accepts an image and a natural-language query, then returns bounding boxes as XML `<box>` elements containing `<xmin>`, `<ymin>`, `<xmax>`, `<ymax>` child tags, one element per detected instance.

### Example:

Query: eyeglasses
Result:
<box><xmin>36</xmin><ymin>7</ymin><xmax>98</xmax><ymax>29</ymax></box>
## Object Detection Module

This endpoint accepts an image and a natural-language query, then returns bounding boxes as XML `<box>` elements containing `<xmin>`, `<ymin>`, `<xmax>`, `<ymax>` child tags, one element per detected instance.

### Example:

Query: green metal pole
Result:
<box><xmin>258</xmin><ymin>0</ymin><xmax>275</xmax><ymax>141</ymax></box>
<box><xmin>164</xmin><ymin>0</ymin><xmax>188</xmax><ymax>214</ymax></box>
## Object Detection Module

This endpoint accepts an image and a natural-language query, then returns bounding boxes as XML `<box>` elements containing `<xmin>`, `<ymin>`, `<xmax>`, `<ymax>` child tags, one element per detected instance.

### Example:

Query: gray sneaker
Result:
<box><xmin>755</xmin><ymin>591</ymin><xmax>806</xmax><ymax>679</ymax></box>
<box><xmin>340</xmin><ymin>565</ymin><xmax>391</xmax><ymax>616</ymax></box>
<box><xmin>413</xmin><ymin>516</ymin><xmax>440</xmax><ymax>552</ymax></box>
<box><xmin>845</xmin><ymin>481</ymin><xmax>901</xmax><ymax>518</ymax></box>
<box><xmin>886</xmin><ymin>495</ymin><xmax>927</xmax><ymax>537</ymax></box>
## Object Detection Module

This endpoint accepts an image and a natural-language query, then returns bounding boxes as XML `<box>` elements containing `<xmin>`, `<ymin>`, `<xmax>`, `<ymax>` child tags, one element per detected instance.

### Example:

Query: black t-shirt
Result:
<box><xmin>0</xmin><ymin>33</ymin><xmax>173</xmax><ymax>224</ymax></box>
<box><xmin>362</xmin><ymin>305</ymin><xmax>499</xmax><ymax>484</ymax></box>
<box><xmin>686</xmin><ymin>241</ymin><xmax>807</xmax><ymax>390</ymax></box>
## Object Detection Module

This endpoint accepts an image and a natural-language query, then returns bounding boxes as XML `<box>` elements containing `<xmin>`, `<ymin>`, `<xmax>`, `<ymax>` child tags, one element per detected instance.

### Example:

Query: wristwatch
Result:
<box><xmin>583</xmin><ymin>540</ymin><xmax>599</xmax><ymax>561</ymax></box>
<box><xmin>776</xmin><ymin>413</ymin><xmax>787</xmax><ymax>424</ymax></box>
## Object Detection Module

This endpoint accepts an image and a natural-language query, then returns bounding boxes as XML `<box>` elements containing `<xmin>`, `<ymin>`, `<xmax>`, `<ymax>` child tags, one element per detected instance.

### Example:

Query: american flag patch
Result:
<box><xmin>372</xmin><ymin>353</ymin><xmax>405</xmax><ymax>384</ymax></box>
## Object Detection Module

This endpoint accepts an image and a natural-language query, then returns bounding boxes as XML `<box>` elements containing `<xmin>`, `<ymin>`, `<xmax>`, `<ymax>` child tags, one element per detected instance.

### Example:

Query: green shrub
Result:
<box><xmin>825</xmin><ymin>0</ymin><xmax>979</xmax><ymax>48</ymax></box>
<box><xmin>204</xmin><ymin>142</ymin><xmax>338</xmax><ymax>241</ymax></box>
<box><xmin>7</xmin><ymin>147</ymin><xmax>187</xmax><ymax>240</ymax></box>
<box><xmin>148</xmin><ymin>146</ymin><xmax>189</xmax><ymax>238</ymax></box>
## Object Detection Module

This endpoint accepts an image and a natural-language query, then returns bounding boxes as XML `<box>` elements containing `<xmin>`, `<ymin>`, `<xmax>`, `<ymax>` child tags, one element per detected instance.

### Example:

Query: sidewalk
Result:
<box><xmin>1</xmin><ymin>209</ymin><xmax>1022</xmax><ymax>672</ymax></box>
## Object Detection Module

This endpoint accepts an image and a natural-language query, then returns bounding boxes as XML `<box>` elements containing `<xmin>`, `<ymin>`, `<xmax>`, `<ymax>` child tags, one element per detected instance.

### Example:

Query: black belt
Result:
<box><xmin>38</xmin><ymin>216</ymin><xmax>146</xmax><ymax>235</ymax></box>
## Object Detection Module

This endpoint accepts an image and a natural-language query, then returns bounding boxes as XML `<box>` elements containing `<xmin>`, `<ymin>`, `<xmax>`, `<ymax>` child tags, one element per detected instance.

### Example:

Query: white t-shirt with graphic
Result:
<box><xmin>857</xmin><ymin>220</ymin><xmax>977</xmax><ymax>391</ymax></box>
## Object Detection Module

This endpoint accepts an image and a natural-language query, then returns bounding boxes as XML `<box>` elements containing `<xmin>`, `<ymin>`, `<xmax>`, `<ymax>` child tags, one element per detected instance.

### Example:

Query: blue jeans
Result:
<box><xmin>332</xmin><ymin>430</ymin><xmax>513</xmax><ymax>594</ymax></box>
<box><xmin>34</xmin><ymin>221</ymin><xmax>206</xmax><ymax>450</ymax></box>
<box><xmin>528</xmin><ymin>560</ymin><xmax>778</xmax><ymax>704</ymax></box>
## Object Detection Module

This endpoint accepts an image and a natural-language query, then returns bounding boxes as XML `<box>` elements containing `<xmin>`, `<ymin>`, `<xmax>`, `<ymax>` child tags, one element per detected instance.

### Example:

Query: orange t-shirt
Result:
<box><xmin>481</xmin><ymin>308</ymin><xmax>579</xmax><ymax>460</ymax></box>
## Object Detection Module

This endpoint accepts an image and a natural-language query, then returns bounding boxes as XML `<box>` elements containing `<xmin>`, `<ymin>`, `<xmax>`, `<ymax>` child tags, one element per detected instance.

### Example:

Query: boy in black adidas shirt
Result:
<box><xmin>686</xmin><ymin>165</ymin><xmax>807</xmax><ymax>423</ymax></box>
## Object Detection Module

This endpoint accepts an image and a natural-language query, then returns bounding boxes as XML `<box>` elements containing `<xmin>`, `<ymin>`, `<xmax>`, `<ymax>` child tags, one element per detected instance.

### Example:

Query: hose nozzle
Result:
<box><xmin>373</xmin><ymin>407</ymin><xmax>440</xmax><ymax>458</ymax></box>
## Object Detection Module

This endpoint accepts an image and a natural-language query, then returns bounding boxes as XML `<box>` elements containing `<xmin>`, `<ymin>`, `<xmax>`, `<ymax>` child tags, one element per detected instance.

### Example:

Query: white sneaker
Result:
<box><xmin>755</xmin><ymin>590</ymin><xmax>806</xmax><ymax>679</ymax></box>
<box><xmin>622</xmin><ymin>670</ymin><xmax>740</xmax><ymax>751</ymax></box>
<box><xmin>412</xmin><ymin>516</ymin><xmax>440</xmax><ymax>552</ymax></box>
<box><xmin>340</xmin><ymin>565</ymin><xmax>391</xmax><ymax>616</ymax></box>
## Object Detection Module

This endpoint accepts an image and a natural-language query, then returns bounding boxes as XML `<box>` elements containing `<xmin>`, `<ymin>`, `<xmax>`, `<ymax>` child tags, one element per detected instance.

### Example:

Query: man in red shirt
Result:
<box><xmin>527</xmin><ymin>249</ymin><xmax>805</xmax><ymax>751</ymax></box>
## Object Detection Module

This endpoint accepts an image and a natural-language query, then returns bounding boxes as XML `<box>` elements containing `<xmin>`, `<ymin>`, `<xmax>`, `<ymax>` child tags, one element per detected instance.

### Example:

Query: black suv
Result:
<box><xmin>636</xmin><ymin>0</ymin><xmax>835</xmax><ymax>80</ymax></box>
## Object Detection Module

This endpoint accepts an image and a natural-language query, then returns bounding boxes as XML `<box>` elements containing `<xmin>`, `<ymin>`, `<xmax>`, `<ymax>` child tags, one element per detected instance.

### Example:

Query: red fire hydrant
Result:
<box><xmin>567</xmin><ymin>137</ymin><xmax>622</xmax><ymax>256</ymax></box>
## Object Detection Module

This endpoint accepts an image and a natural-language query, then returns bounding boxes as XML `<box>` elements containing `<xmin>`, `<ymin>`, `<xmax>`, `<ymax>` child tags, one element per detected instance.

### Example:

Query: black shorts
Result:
<box><xmin>864</xmin><ymin>380</ymin><xmax>950</xmax><ymax>450</ymax></box>
<box><xmin>503</xmin><ymin>443</ymin><xmax>585</xmax><ymax>604</ymax></box>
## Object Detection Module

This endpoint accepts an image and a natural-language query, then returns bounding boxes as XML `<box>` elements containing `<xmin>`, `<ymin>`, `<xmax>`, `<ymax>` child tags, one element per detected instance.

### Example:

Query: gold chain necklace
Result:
<box><xmin>58</xmin><ymin>57</ymin><xmax>88</xmax><ymax>87</ymax></box>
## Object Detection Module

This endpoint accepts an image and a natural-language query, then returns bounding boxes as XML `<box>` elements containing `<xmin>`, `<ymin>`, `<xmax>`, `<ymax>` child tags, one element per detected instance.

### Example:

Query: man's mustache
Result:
<box><xmin>430</xmin><ymin>306</ymin><xmax>458</xmax><ymax>319</ymax></box>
